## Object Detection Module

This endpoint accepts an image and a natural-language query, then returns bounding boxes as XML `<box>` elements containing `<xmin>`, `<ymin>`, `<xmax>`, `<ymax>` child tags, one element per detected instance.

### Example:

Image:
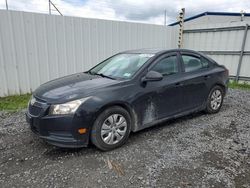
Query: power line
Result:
<box><xmin>4</xmin><ymin>0</ymin><xmax>171</xmax><ymax>24</ymax></box>
<box><xmin>48</xmin><ymin>0</ymin><xmax>63</xmax><ymax>16</ymax></box>
<box><xmin>50</xmin><ymin>1</ymin><xmax>63</xmax><ymax>16</ymax></box>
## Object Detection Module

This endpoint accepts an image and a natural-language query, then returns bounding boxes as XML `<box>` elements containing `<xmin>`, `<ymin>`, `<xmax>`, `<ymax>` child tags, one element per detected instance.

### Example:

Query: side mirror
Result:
<box><xmin>142</xmin><ymin>71</ymin><xmax>163</xmax><ymax>82</ymax></box>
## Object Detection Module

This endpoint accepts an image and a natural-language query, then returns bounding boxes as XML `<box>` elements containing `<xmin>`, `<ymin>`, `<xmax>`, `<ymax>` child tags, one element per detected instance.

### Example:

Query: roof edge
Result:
<box><xmin>169</xmin><ymin>11</ymin><xmax>250</xmax><ymax>26</ymax></box>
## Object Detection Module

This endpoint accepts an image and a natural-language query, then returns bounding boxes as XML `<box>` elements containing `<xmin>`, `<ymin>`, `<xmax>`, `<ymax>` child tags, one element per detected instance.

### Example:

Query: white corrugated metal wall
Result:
<box><xmin>2</xmin><ymin>10</ymin><xmax>249</xmax><ymax>97</ymax></box>
<box><xmin>0</xmin><ymin>10</ymin><xmax>178</xmax><ymax>97</ymax></box>
<box><xmin>183</xmin><ymin>22</ymin><xmax>250</xmax><ymax>79</ymax></box>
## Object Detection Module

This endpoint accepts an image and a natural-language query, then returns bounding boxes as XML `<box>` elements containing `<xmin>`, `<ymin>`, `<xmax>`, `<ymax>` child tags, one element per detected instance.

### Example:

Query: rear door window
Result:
<box><xmin>182</xmin><ymin>55</ymin><xmax>209</xmax><ymax>72</ymax></box>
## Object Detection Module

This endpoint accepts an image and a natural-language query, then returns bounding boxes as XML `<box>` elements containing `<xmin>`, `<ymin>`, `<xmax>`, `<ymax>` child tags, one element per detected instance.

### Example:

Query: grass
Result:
<box><xmin>228</xmin><ymin>81</ymin><xmax>250</xmax><ymax>90</ymax></box>
<box><xmin>0</xmin><ymin>94</ymin><xmax>31</xmax><ymax>112</ymax></box>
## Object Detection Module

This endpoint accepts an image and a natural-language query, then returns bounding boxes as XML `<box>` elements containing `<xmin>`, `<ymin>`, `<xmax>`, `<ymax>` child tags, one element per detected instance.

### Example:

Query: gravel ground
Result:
<box><xmin>0</xmin><ymin>89</ymin><xmax>249</xmax><ymax>188</ymax></box>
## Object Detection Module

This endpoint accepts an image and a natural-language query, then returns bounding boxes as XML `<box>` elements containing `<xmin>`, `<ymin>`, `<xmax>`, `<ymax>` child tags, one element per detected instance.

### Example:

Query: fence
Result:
<box><xmin>0</xmin><ymin>10</ymin><xmax>178</xmax><ymax>97</ymax></box>
<box><xmin>183</xmin><ymin>22</ymin><xmax>250</xmax><ymax>81</ymax></box>
<box><xmin>1</xmin><ymin>10</ymin><xmax>250</xmax><ymax>97</ymax></box>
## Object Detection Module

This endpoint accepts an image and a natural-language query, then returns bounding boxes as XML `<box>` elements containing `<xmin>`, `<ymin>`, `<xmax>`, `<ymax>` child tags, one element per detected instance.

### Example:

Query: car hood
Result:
<box><xmin>33</xmin><ymin>73</ymin><xmax>121</xmax><ymax>103</ymax></box>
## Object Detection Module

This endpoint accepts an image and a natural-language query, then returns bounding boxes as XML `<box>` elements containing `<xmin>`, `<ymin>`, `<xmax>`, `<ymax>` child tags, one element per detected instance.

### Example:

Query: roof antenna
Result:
<box><xmin>240</xmin><ymin>10</ymin><xmax>245</xmax><ymax>21</ymax></box>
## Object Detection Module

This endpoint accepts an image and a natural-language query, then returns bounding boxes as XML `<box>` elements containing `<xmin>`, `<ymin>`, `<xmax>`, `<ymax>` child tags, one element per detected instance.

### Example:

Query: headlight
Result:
<box><xmin>49</xmin><ymin>97</ymin><xmax>90</xmax><ymax>115</ymax></box>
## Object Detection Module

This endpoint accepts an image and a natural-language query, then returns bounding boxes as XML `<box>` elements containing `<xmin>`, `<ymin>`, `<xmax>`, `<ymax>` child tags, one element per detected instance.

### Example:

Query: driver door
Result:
<box><xmin>145</xmin><ymin>53</ymin><xmax>183</xmax><ymax>120</ymax></box>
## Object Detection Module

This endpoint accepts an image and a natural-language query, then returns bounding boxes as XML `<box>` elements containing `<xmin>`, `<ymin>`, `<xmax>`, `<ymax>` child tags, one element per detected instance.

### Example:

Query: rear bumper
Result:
<box><xmin>26</xmin><ymin>112</ymin><xmax>89</xmax><ymax>148</ymax></box>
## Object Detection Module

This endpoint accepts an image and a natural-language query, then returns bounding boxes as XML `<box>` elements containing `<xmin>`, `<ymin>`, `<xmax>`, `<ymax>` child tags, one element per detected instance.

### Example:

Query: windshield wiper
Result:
<box><xmin>88</xmin><ymin>71</ymin><xmax>116</xmax><ymax>80</ymax></box>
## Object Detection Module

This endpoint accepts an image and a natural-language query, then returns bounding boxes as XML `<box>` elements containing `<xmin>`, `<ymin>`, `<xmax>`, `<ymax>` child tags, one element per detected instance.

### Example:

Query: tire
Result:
<box><xmin>205</xmin><ymin>85</ymin><xmax>224</xmax><ymax>114</ymax></box>
<box><xmin>91</xmin><ymin>106</ymin><xmax>131</xmax><ymax>151</ymax></box>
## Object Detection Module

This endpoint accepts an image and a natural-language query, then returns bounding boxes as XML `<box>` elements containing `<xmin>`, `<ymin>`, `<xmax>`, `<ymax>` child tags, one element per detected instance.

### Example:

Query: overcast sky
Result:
<box><xmin>0</xmin><ymin>0</ymin><xmax>250</xmax><ymax>25</ymax></box>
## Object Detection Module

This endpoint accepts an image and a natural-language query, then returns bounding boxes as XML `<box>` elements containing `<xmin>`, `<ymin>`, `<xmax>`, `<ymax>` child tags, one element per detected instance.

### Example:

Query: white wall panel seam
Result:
<box><xmin>8</xmin><ymin>11</ymin><xmax>20</xmax><ymax>95</ymax></box>
<box><xmin>20</xmin><ymin>12</ymin><xmax>31</xmax><ymax>93</ymax></box>
<box><xmin>32</xmin><ymin>13</ymin><xmax>42</xmax><ymax>87</ymax></box>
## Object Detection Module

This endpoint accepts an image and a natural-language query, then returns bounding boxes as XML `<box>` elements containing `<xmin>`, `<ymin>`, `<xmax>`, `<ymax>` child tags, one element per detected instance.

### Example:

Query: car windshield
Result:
<box><xmin>88</xmin><ymin>53</ymin><xmax>155</xmax><ymax>79</ymax></box>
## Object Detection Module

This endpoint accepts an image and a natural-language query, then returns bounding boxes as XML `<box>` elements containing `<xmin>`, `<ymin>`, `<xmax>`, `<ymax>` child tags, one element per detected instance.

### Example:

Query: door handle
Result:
<box><xmin>175</xmin><ymin>82</ymin><xmax>183</xmax><ymax>86</ymax></box>
<box><xmin>204</xmin><ymin>75</ymin><xmax>211</xmax><ymax>80</ymax></box>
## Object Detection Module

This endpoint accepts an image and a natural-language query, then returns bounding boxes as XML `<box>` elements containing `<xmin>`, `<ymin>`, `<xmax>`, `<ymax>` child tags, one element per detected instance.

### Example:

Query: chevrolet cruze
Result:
<box><xmin>26</xmin><ymin>49</ymin><xmax>228</xmax><ymax>151</ymax></box>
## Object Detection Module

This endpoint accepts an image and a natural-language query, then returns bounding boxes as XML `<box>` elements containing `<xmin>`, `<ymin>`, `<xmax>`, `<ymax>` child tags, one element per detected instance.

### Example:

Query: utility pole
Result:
<box><xmin>240</xmin><ymin>10</ymin><xmax>245</xmax><ymax>21</ymax></box>
<box><xmin>178</xmin><ymin>8</ymin><xmax>185</xmax><ymax>48</ymax></box>
<box><xmin>5</xmin><ymin>0</ymin><xmax>8</xmax><ymax>10</ymax></box>
<box><xmin>49</xmin><ymin>0</ymin><xmax>51</xmax><ymax>15</ymax></box>
<box><xmin>164</xmin><ymin>9</ymin><xmax>167</xmax><ymax>26</ymax></box>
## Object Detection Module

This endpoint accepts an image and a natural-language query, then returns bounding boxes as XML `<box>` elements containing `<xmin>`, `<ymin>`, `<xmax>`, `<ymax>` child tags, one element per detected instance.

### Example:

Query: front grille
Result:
<box><xmin>29</xmin><ymin>104</ymin><xmax>43</xmax><ymax>116</ymax></box>
<box><xmin>28</xmin><ymin>97</ymin><xmax>48</xmax><ymax>117</ymax></box>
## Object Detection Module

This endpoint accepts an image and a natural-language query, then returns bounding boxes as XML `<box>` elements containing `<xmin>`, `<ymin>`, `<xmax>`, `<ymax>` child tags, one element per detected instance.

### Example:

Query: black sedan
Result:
<box><xmin>26</xmin><ymin>49</ymin><xmax>229</xmax><ymax>151</ymax></box>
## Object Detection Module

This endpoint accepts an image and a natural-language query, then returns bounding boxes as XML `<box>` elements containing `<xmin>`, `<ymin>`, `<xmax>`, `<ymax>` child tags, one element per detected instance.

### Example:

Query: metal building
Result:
<box><xmin>170</xmin><ymin>12</ymin><xmax>250</xmax><ymax>82</ymax></box>
<box><xmin>169</xmin><ymin>12</ymin><xmax>250</xmax><ymax>27</ymax></box>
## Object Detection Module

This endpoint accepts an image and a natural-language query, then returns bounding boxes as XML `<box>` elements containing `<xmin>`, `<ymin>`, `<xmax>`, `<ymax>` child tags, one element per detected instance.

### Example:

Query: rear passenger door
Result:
<box><xmin>179</xmin><ymin>53</ymin><xmax>211</xmax><ymax>111</ymax></box>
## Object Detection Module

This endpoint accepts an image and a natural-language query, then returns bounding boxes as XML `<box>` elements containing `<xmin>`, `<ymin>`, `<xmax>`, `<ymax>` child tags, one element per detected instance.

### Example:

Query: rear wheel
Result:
<box><xmin>91</xmin><ymin>106</ymin><xmax>131</xmax><ymax>151</ymax></box>
<box><xmin>205</xmin><ymin>85</ymin><xmax>224</xmax><ymax>114</ymax></box>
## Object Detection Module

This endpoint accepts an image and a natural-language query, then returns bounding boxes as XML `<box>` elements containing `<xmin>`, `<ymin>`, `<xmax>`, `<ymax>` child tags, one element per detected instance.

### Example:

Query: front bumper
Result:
<box><xmin>26</xmin><ymin>112</ymin><xmax>90</xmax><ymax>148</ymax></box>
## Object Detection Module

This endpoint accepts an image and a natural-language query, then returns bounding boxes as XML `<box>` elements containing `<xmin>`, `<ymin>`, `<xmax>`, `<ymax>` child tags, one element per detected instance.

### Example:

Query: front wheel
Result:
<box><xmin>205</xmin><ymin>85</ymin><xmax>224</xmax><ymax>114</ymax></box>
<box><xmin>91</xmin><ymin>106</ymin><xmax>131</xmax><ymax>151</ymax></box>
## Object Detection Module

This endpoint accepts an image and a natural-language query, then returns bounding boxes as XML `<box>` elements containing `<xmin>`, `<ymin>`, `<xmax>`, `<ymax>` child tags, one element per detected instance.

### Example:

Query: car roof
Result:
<box><xmin>121</xmin><ymin>48</ymin><xmax>216</xmax><ymax>64</ymax></box>
<box><xmin>121</xmin><ymin>48</ymin><xmax>204</xmax><ymax>55</ymax></box>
